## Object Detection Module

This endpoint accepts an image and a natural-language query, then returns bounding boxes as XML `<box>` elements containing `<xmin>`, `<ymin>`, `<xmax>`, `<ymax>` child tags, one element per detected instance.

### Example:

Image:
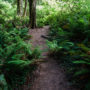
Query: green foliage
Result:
<box><xmin>0</xmin><ymin>0</ymin><xmax>41</xmax><ymax>89</ymax></box>
<box><xmin>0</xmin><ymin>74</ymin><xmax>8</xmax><ymax>90</ymax></box>
<box><xmin>36</xmin><ymin>0</ymin><xmax>59</xmax><ymax>27</ymax></box>
<box><xmin>44</xmin><ymin>0</ymin><xmax>90</xmax><ymax>89</ymax></box>
<box><xmin>0</xmin><ymin>0</ymin><xmax>16</xmax><ymax>24</ymax></box>
<box><xmin>0</xmin><ymin>26</ymin><xmax>41</xmax><ymax>89</ymax></box>
<box><xmin>3</xmin><ymin>60</ymin><xmax>35</xmax><ymax>88</ymax></box>
<box><xmin>0</xmin><ymin>0</ymin><xmax>90</xmax><ymax>89</ymax></box>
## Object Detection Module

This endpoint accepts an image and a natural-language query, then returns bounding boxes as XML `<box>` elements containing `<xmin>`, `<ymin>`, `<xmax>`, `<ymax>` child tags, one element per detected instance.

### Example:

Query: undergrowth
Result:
<box><xmin>0</xmin><ymin>0</ymin><xmax>41</xmax><ymax>89</ymax></box>
<box><xmin>0</xmin><ymin>0</ymin><xmax>90</xmax><ymax>90</ymax></box>
<box><xmin>41</xmin><ymin>0</ymin><xmax>90</xmax><ymax>90</ymax></box>
<box><xmin>0</xmin><ymin>23</ymin><xmax>40</xmax><ymax>90</ymax></box>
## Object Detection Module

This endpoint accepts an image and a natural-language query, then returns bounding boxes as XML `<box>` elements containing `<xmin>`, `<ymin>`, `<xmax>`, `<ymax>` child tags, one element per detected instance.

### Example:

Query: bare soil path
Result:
<box><xmin>28</xmin><ymin>26</ymin><xmax>77</xmax><ymax>90</ymax></box>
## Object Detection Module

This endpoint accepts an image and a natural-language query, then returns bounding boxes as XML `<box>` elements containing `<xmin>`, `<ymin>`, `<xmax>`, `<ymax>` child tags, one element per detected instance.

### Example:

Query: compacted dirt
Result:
<box><xmin>28</xmin><ymin>26</ymin><xmax>77</xmax><ymax>90</ymax></box>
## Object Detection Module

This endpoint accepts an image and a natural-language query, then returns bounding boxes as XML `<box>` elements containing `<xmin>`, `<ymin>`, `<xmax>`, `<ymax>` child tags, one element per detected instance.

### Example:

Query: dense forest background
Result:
<box><xmin>0</xmin><ymin>0</ymin><xmax>90</xmax><ymax>90</ymax></box>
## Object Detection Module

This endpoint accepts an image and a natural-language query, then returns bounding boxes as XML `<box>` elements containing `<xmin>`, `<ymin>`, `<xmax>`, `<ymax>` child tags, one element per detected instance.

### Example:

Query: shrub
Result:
<box><xmin>46</xmin><ymin>0</ymin><xmax>90</xmax><ymax>89</ymax></box>
<box><xmin>0</xmin><ymin>27</ymin><xmax>41</xmax><ymax>89</ymax></box>
<box><xmin>0</xmin><ymin>0</ymin><xmax>16</xmax><ymax>24</ymax></box>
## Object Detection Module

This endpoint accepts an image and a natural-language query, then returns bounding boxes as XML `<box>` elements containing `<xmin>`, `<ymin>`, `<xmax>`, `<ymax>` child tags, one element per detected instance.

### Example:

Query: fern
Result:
<box><xmin>73</xmin><ymin>60</ymin><xmax>90</xmax><ymax>65</ymax></box>
<box><xmin>74</xmin><ymin>69</ymin><xmax>90</xmax><ymax>76</ymax></box>
<box><xmin>0</xmin><ymin>27</ymin><xmax>41</xmax><ymax>89</ymax></box>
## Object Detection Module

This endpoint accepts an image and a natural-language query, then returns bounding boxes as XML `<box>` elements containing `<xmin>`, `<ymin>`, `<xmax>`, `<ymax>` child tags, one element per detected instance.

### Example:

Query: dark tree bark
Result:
<box><xmin>17</xmin><ymin>0</ymin><xmax>20</xmax><ymax>15</ymax></box>
<box><xmin>23</xmin><ymin>0</ymin><xmax>28</xmax><ymax>16</ymax></box>
<box><xmin>29</xmin><ymin>0</ymin><xmax>36</xmax><ymax>28</ymax></box>
<box><xmin>17</xmin><ymin>0</ymin><xmax>23</xmax><ymax>16</ymax></box>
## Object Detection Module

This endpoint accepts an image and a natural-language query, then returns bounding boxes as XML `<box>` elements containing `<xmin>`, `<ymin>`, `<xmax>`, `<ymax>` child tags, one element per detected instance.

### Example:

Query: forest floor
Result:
<box><xmin>27</xmin><ymin>26</ymin><xmax>78</xmax><ymax>90</ymax></box>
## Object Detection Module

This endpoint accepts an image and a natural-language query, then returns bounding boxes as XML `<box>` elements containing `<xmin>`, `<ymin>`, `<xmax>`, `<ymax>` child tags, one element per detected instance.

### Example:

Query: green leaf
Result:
<box><xmin>74</xmin><ymin>69</ymin><xmax>89</xmax><ymax>76</ymax></box>
<box><xmin>73</xmin><ymin>60</ymin><xmax>90</xmax><ymax>65</ymax></box>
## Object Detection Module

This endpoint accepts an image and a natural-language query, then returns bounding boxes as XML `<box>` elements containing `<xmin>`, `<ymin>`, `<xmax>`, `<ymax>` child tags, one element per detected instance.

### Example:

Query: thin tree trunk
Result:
<box><xmin>17</xmin><ymin>0</ymin><xmax>20</xmax><ymax>15</ymax></box>
<box><xmin>17</xmin><ymin>0</ymin><xmax>23</xmax><ymax>16</ymax></box>
<box><xmin>23</xmin><ymin>0</ymin><xmax>28</xmax><ymax>16</ymax></box>
<box><xmin>20</xmin><ymin>0</ymin><xmax>23</xmax><ymax>16</ymax></box>
<box><xmin>29</xmin><ymin>0</ymin><xmax>36</xmax><ymax>28</ymax></box>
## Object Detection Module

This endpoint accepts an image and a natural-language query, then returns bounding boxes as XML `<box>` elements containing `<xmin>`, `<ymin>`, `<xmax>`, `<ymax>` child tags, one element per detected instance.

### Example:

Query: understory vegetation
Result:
<box><xmin>0</xmin><ymin>26</ymin><xmax>41</xmax><ymax>89</ymax></box>
<box><xmin>38</xmin><ymin>0</ymin><xmax>90</xmax><ymax>89</ymax></box>
<box><xmin>0</xmin><ymin>0</ymin><xmax>41</xmax><ymax>89</ymax></box>
<box><xmin>37</xmin><ymin>0</ymin><xmax>90</xmax><ymax>89</ymax></box>
<box><xmin>0</xmin><ymin>0</ymin><xmax>90</xmax><ymax>90</ymax></box>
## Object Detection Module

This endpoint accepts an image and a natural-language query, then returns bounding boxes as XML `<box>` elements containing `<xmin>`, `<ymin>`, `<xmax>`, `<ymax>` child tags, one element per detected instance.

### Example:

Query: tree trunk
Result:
<box><xmin>17</xmin><ymin>0</ymin><xmax>23</xmax><ymax>16</ymax></box>
<box><xmin>17</xmin><ymin>0</ymin><xmax>20</xmax><ymax>15</ymax></box>
<box><xmin>23</xmin><ymin>0</ymin><xmax>28</xmax><ymax>16</ymax></box>
<box><xmin>20</xmin><ymin>0</ymin><xmax>23</xmax><ymax>15</ymax></box>
<box><xmin>29</xmin><ymin>0</ymin><xmax>36</xmax><ymax>28</ymax></box>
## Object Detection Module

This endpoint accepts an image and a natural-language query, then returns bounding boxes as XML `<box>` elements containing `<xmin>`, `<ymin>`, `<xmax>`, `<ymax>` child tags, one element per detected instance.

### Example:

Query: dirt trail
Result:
<box><xmin>29</xmin><ymin>26</ymin><xmax>77</xmax><ymax>90</ymax></box>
